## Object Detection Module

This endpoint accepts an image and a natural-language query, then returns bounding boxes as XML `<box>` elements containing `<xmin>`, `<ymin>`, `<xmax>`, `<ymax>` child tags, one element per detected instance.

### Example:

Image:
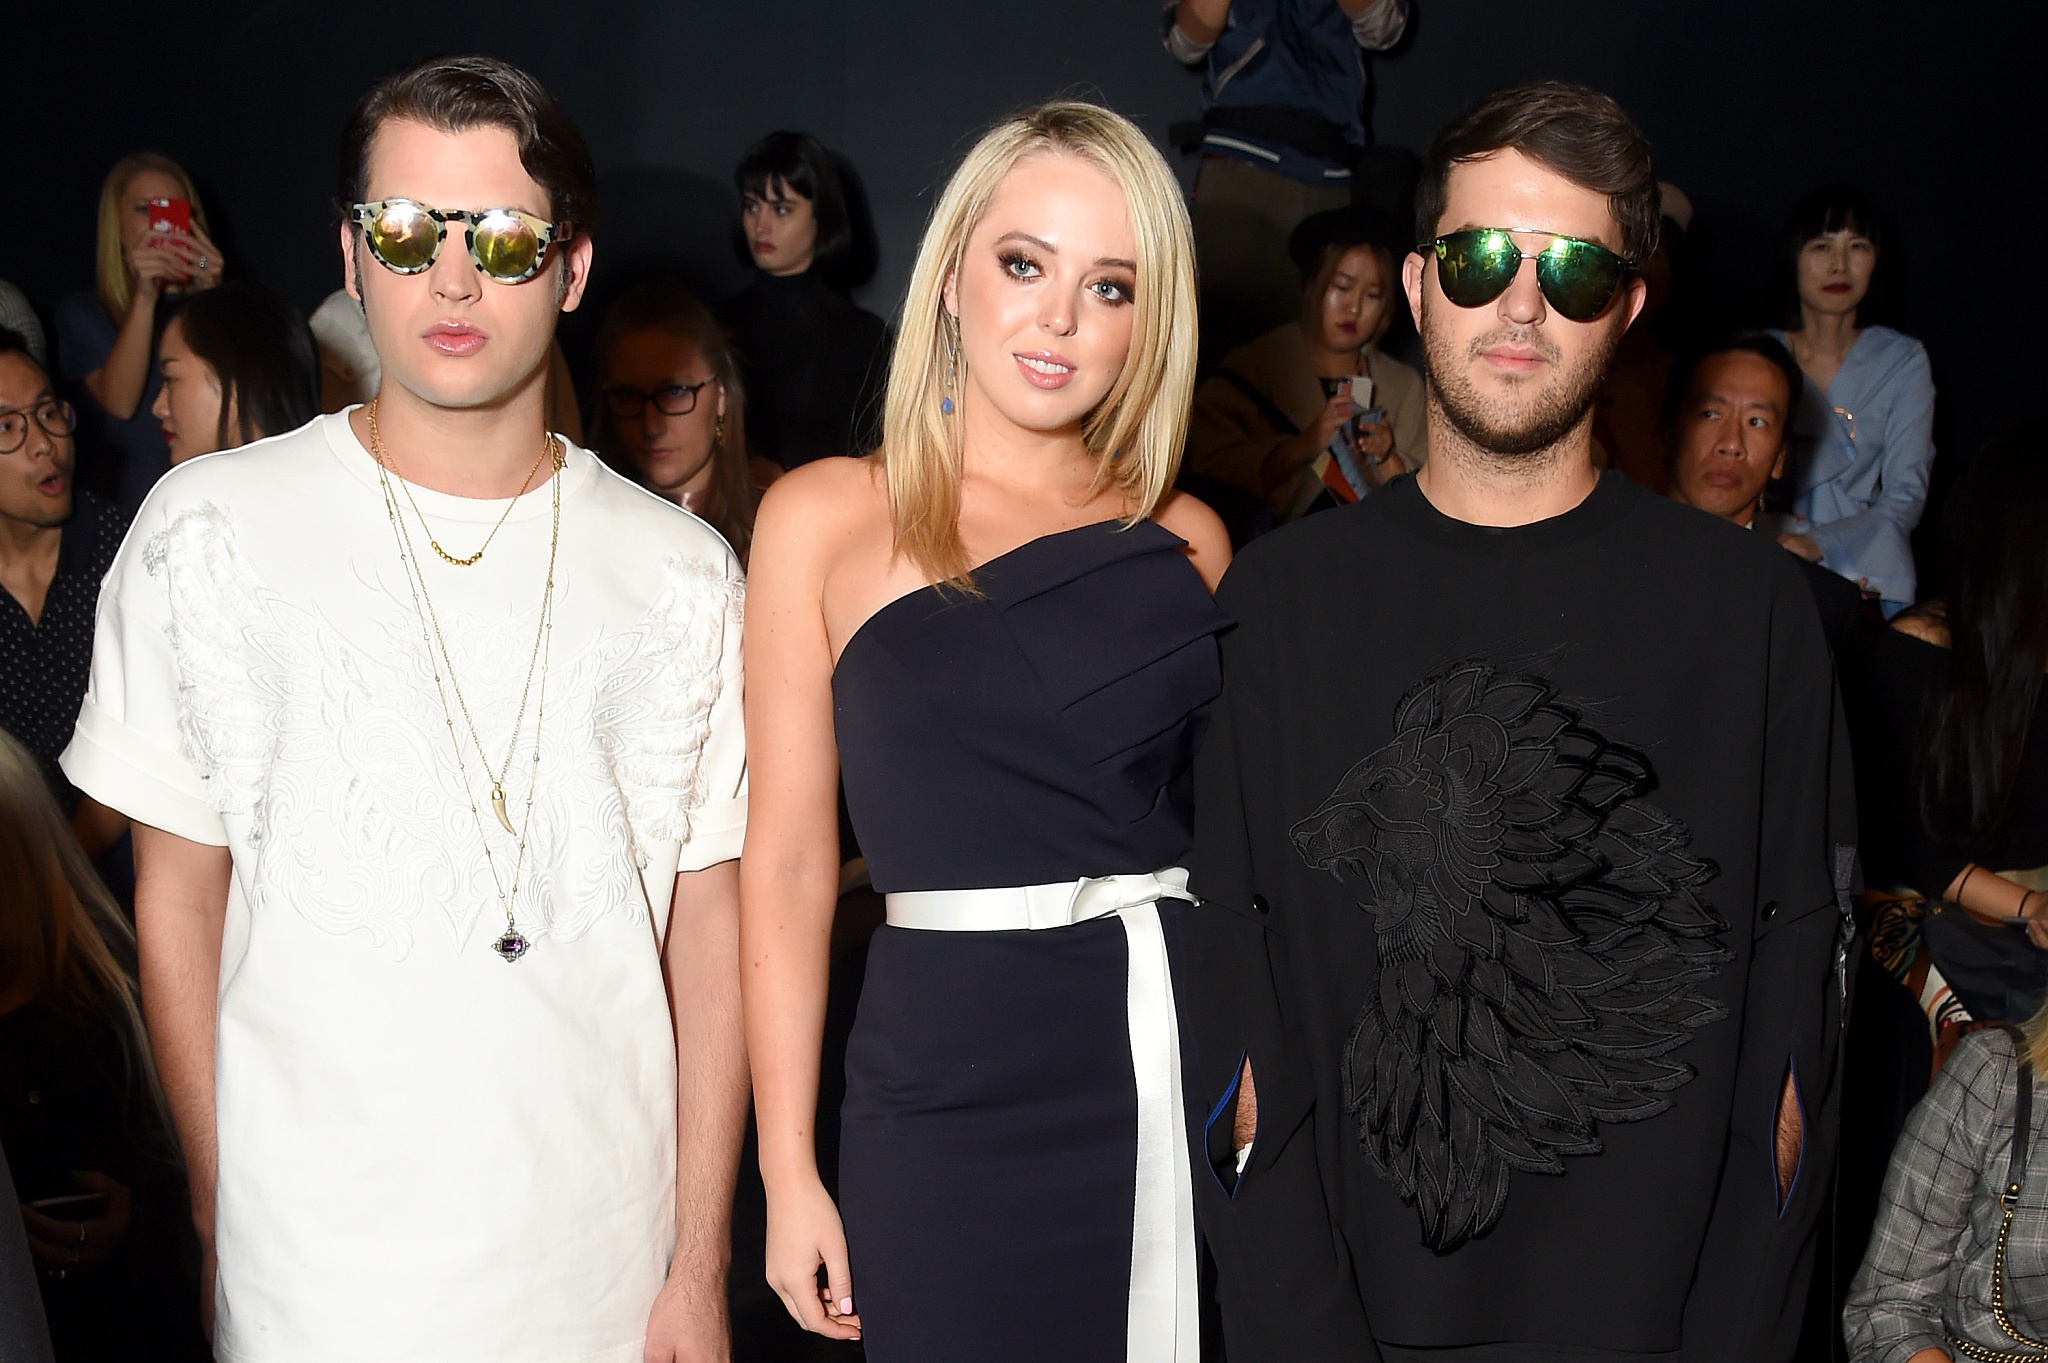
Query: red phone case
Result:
<box><xmin>148</xmin><ymin>197</ymin><xmax>192</xmax><ymax>238</ymax></box>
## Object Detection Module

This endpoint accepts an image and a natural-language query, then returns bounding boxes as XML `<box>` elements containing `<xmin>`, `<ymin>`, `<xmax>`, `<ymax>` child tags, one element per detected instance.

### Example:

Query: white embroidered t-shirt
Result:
<box><xmin>61</xmin><ymin>412</ymin><xmax>746</xmax><ymax>1363</ymax></box>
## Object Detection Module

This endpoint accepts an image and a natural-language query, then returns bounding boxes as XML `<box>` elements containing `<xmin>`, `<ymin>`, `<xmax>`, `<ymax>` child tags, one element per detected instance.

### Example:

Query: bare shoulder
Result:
<box><xmin>752</xmin><ymin>456</ymin><xmax>886</xmax><ymax>569</ymax></box>
<box><xmin>1890</xmin><ymin>602</ymin><xmax>1951</xmax><ymax>649</ymax></box>
<box><xmin>1152</xmin><ymin>487</ymin><xmax>1232</xmax><ymax>592</ymax></box>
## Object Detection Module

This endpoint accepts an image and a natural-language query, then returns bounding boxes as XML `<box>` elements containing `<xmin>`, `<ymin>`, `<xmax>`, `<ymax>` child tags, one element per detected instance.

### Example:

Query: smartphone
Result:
<box><xmin>1343</xmin><ymin>374</ymin><xmax>1376</xmax><ymax>412</ymax></box>
<box><xmin>148</xmin><ymin>197</ymin><xmax>192</xmax><ymax>239</ymax></box>
<box><xmin>29</xmin><ymin>1192</ymin><xmax>108</xmax><ymax>1221</ymax></box>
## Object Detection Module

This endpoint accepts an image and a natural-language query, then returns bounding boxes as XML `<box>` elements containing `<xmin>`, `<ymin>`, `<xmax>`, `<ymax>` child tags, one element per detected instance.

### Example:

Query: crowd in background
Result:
<box><xmin>0</xmin><ymin>5</ymin><xmax>2035</xmax><ymax>1362</ymax></box>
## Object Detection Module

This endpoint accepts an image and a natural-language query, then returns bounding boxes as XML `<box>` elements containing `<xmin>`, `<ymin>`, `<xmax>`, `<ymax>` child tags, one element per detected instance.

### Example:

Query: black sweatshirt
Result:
<box><xmin>1184</xmin><ymin>472</ymin><xmax>1854</xmax><ymax>1362</ymax></box>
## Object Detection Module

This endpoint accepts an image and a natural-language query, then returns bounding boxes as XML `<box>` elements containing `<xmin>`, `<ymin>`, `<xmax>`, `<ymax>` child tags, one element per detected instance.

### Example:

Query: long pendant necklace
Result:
<box><xmin>369</xmin><ymin>401</ymin><xmax>563</xmax><ymax>961</ymax></box>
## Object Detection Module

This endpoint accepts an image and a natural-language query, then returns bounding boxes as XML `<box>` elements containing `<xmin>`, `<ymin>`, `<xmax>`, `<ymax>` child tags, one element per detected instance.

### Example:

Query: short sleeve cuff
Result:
<box><xmin>61</xmin><ymin>705</ymin><xmax>228</xmax><ymax>846</ymax></box>
<box><xmin>1165</xmin><ymin>24</ymin><xmax>1214</xmax><ymax>63</ymax></box>
<box><xmin>677</xmin><ymin>795</ymin><xmax>746</xmax><ymax>872</ymax></box>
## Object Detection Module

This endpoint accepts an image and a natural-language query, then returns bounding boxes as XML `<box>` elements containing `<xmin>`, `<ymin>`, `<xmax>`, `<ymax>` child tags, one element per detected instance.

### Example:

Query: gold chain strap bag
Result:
<box><xmin>1950</xmin><ymin>1025</ymin><xmax>2048</xmax><ymax>1361</ymax></box>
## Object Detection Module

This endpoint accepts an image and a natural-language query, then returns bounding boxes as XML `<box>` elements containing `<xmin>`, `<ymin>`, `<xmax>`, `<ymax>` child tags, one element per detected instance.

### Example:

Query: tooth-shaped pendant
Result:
<box><xmin>490</xmin><ymin>783</ymin><xmax>515</xmax><ymax>836</ymax></box>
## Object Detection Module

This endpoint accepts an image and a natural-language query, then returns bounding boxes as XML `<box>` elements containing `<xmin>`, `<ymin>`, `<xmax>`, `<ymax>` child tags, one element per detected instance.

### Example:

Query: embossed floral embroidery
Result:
<box><xmin>146</xmin><ymin>504</ymin><xmax>739</xmax><ymax>959</ymax></box>
<box><xmin>1291</xmin><ymin>660</ymin><xmax>1730</xmax><ymax>1251</ymax></box>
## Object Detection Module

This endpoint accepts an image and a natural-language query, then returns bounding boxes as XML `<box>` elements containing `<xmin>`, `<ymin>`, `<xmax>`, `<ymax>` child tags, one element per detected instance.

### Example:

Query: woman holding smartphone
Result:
<box><xmin>54</xmin><ymin>154</ymin><xmax>225</xmax><ymax>516</ymax></box>
<box><xmin>742</xmin><ymin>103</ymin><xmax>1228</xmax><ymax>1362</ymax></box>
<box><xmin>1187</xmin><ymin>204</ymin><xmax>1423</xmax><ymax>531</ymax></box>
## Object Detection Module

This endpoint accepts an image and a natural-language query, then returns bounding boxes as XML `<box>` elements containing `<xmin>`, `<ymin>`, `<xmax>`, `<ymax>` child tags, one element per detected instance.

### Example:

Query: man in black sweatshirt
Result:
<box><xmin>1185</xmin><ymin>80</ymin><xmax>1855</xmax><ymax>1362</ymax></box>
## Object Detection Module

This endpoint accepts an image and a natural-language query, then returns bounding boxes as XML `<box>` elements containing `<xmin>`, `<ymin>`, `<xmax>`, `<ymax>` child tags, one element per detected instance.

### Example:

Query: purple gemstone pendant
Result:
<box><xmin>939</xmin><ymin>396</ymin><xmax>954</xmax><ymax>415</ymax></box>
<box><xmin>492</xmin><ymin>929</ymin><xmax>531</xmax><ymax>963</ymax></box>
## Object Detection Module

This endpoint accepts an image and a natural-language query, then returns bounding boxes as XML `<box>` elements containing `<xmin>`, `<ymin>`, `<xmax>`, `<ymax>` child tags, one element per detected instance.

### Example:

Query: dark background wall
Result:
<box><xmin>10</xmin><ymin>0</ymin><xmax>2030</xmax><ymax>521</ymax></box>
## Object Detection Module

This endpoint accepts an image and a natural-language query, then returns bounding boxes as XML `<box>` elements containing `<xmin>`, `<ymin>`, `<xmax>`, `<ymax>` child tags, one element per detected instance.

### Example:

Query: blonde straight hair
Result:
<box><xmin>94</xmin><ymin>153</ymin><xmax>210</xmax><ymax>322</ymax></box>
<box><xmin>0</xmin><ymin>731</ymin><xmax>168</xmax><ymax>1152</ymax></box>
<box><xmin>880</xmin><ymin>102</ymin><xmax>1198</xmax><ymax>585</ymax></box>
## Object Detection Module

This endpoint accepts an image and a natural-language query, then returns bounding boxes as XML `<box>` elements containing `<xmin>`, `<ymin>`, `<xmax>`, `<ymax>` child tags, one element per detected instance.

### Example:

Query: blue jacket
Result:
<box><xmin>1772</xmin><ymin>325</ymin><xmax>1936</xmax><ymax>608</ymax></box>
<box><xmin>1166</xmin><ymin>0</ymin><xmax>1408</xmax><ymax>180</ymax></box>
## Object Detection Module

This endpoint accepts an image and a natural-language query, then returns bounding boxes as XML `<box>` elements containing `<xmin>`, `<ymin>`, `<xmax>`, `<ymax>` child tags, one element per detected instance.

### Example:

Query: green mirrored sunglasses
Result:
<box><xmin>350</xmin><ymin>198</ymin><xmax>568</xmax><ymax>284</ymax></box>
<box><xmin>1427</xmin><ymin>228</ymin><xmax>1634</xmax><ymax>323</ymax></box>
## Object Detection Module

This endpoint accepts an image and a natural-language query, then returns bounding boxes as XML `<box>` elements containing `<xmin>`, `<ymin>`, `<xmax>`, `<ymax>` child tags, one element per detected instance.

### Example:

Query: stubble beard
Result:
<box><xmin>1422</xmin><ymin>304</ymin><xmax>1622</xmax><ymax>462</ymax></box>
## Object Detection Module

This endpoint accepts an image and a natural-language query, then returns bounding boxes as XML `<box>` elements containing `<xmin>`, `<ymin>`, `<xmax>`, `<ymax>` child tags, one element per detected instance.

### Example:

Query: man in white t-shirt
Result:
<box><xmin>60</xmin><ymin>55</ymin><xmax>748</xmax><ymax>1363</ymax></box>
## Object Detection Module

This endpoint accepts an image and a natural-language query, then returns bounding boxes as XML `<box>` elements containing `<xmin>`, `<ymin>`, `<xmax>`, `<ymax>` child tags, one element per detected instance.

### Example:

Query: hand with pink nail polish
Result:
<box><xmin>764</xmin><ymin>1175</ymin><xmax>862</xmax><ymax>1341</ymax></box>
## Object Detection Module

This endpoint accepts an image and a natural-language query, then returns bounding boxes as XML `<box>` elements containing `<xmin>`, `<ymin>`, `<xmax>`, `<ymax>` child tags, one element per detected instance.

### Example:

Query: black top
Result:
<box><xmin>721</xmin><ymin>272</ymin><xmax>890</xmax><ymax>469</ymax></box>
<box><xmin>833</xmin><ymin>519</ymin><xmax>1228</xmax><ymax>893</ymax></box>
<box><xmin>1851</xmin><ymin>626</ymin><xmax>2048</xmax><ymax>898</ymax></box>
<box><xmin>1184</xmin><ymin>473</ymin><xmax>1851</xmax><ymax>1362</ymax></box>
<box><xmin>0</xmin><ymin>490</ymin><xmax>127</xmax><ymax>809</ymax></box>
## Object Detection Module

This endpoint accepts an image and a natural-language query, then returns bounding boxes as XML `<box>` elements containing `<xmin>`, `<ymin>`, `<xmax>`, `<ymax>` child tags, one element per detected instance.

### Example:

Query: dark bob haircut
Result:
<box><xmin>1416</xmin><ymin>80</ymin><xmax>1660</xmax><ymax>267</ymax></box>
<box><xmin>1287</xmin><ymin>204</ymin><xmax>1411</xmax><ymax>278</ymax></box>
<box><xmin>1660</xmin><ymin>330</ymin><xmax>1805</xmax><ymax>441</ymax></box>
<box><xmin>733</xmin><ymin>131</ymin><xmax>852</xmax><ymax>276</ymax></box>
<box><xmin>1780</xmin><ymin>185</ymin><xmax>1892</xmax><ymax>328</ymax></box>
<box><xmin>162</xmin><ymin>282</ymin><xmax>320</xmax><ymax>450</ymax></box>
<box><xmin>336</xmin><ymin>54</ymin><xmax>598</xmax><ymax>234</ymax></box>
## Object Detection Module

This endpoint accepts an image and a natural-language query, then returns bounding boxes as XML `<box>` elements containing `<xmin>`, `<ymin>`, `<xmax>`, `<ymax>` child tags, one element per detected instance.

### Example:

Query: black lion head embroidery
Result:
<box><xmin>1290</xmin><ymin>661</ymin><xmax>1730</xmax><ymax>1252</ymax></box>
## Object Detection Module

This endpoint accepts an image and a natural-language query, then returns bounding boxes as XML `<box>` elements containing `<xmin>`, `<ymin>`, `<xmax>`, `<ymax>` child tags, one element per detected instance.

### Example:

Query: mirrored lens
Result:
<box><xmin>471</xmin><ymin>212</ymin><xmax>542</xmax><ymax>281</ymax></box>
<box><xmin>1536</xmin><ymin>238</ymin><xmax>1627</xmax><ymax>322</ymax></box>
<box><xmin>367</xmin><ymin>201</ymin><xmax>440</xmax><ymax>273</ymax></box>
<box><xmin>1435</xmin><ymin>230</ymin><xmax>1521</xmax><ymax>309</ymax></box>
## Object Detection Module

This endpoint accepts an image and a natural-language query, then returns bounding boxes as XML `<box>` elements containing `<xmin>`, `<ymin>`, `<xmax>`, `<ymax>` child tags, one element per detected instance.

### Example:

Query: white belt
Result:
<box><xmin>885</xmin><ymin>869</ymin><xmax>1200</xmax><ymax>1363</ymax></box>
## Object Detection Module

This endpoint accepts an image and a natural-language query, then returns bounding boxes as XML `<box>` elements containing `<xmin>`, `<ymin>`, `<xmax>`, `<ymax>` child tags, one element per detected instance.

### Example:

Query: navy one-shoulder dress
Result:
<box><xmin>832</xmin><ymin>518</ymin><xmax>1227</xmax><ymax>1363</ymax></box>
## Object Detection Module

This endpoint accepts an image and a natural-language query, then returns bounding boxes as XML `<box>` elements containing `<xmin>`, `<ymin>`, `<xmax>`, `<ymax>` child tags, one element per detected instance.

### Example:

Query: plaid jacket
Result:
<box><xmin>1846</xmin><ymin>1028</ymin><xmax>2048</xmax><ymax>1361</ymax></box>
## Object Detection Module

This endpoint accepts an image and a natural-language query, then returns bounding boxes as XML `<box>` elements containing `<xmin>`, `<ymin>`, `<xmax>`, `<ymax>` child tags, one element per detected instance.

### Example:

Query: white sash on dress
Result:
<box><xmin>885</xmin><ymin>868</ymin><xmax>1201</xmax><ymax>1363</ymax></box>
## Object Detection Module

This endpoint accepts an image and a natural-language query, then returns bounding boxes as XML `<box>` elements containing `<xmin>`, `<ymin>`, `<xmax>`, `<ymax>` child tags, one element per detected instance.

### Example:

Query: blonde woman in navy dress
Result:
<box><xmin>740</xmin><ymin>103</ymin><xmax>1229</xmax><ymax>1362</ymax></box>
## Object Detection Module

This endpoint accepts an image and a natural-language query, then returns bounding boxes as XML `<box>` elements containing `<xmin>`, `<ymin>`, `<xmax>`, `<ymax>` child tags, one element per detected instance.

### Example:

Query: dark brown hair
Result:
<box><xmin>1920</xmin><ymin>423</ymin><xmax>2048</xmax><ymax>857</ymax></box>
<box><xmin>1416</xmin><ymin>80</ymin><xmax>1660</xmax><ymax>266</ymax></box>
<box><xmin>593</xmin><ymin>279</ymin><xmax>754</xmax><ymax>563</ymax></box>
<box><xmin>336</xmin><ymin>55</ymin><xmax>598</xmax><ymax>234</ymax></box>
<box><xmin>163</xmin><ymin>282</ymin><xmax>320</xmax><ymax>449</ymax></box>
<box><xmin>734</xmin><ymin>132</ymin><xmax>853</xmax><ymax>278</ymax></box>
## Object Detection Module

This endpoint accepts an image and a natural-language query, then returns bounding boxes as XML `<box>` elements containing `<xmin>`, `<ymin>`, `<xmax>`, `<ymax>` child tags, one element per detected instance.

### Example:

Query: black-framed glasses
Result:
<box><xmin>1427</xmin><ymin>228</ymin><xmax>1635</xmax><ymax>323</ymax></box>
<box><xmin>0</xmin><ymin>398</ymin><xmax>76</xmax><ymax>455</ymax></box>
<box><xmin>350</xmin><ymin>198</ymin><xmax>569</xmax><ymax>284</ymax></box>
<box><xmin>603</xmin><ymin>379</ymin><xmax>712</xmax><ymax>421</ymax></box>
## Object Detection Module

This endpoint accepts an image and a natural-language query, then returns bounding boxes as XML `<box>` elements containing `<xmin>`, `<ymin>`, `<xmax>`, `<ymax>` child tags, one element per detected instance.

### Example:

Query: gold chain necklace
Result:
<box><xmin>368</xmin><ymin>396</ymin><xmax>552</xmax><ymax>567</ymax></box>
<box><xmin>371</xmin><ymin>424</ymin><xmax>565</xmax><ymax>962</ymax></box>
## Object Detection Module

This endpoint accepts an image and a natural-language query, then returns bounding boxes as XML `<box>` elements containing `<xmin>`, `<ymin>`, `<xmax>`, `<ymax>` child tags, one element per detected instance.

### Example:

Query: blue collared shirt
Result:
<box><xmin>1771</xmin><ymin>325</ymin><xmax>1937</xmax><ymax>608</ymax></box>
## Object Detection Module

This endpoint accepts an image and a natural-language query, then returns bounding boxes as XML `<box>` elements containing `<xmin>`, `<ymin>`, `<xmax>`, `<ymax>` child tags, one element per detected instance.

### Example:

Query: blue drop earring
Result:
<box><xmin>940</xmin><ymin>331</ymin><xmax>958</xmax><ymax>415</ymax></box>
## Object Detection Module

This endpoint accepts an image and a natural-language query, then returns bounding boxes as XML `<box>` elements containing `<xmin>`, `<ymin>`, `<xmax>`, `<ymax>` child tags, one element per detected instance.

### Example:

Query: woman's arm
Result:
<box><xmin>738</xmin><ymin>469</ymin><xmax>862</xmax><ymax>1342</ymax></box>
<box><xmin>1803</xmin><ymin>345</ymin><xmax>1936</xmax><ymax>590</ymax></box>
<box><xmin>84</xmin><ymin>282</ymin><xmax>162</xmax><ymax>420</ymax></box>
<box><xmin>84</xmin><ymin>234</ymin><xmax>215</xmax><ymax>419</ymax></box>
<box><xmin>1154</xmin><ymin>489</ymin><xmax>1233</xmax><ymax>592</ymax></box>
<box><xmin>1172</xmin><ymin>0</ymin><xmax>1232</xmax><ymax>48</ymax></box>
<box><xmin>1843</xmin><ymin>1035</ymin><xmax>2004</xmax><ymax>1361</ymax></box>
<box><xmin>1947</xmin><ymin>862</ymin><xmax>2048</xmax><ymax>949</ymax></box>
